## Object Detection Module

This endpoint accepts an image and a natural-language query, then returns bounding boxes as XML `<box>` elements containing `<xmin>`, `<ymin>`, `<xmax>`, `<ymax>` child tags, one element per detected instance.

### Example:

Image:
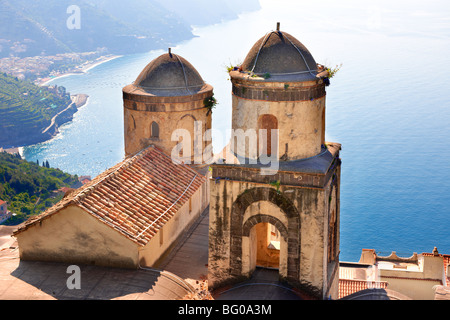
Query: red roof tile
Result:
<box><xmin>13</xmin><ymin>145</ymin><xmax>206</xmax><ymax>246</ymax></box>
<box><xmin>338</xmin><ymin>279</ymin><xmax>388</xmax><ymax>299</ymax></box>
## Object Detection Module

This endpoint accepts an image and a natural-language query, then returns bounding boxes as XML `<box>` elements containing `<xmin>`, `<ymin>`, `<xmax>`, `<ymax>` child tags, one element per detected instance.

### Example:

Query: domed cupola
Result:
<box><xmin>133</xmin><ymin>50</ymin><xmax>207</xmax><ymax>96</ymax></box>
<box><xmin>229</xmin><ymin>23</ymin><xmax>327</xmax><ymax>161</ymax></box>
<box><xmin>122</xmin><ymin>49</ymin><xmax>214</xmax><ymax>160</ymax></box>
<box><xmin>240</xmin><ymin>23</ymin><xmax>318</xmax><ymax>82</ymax></box>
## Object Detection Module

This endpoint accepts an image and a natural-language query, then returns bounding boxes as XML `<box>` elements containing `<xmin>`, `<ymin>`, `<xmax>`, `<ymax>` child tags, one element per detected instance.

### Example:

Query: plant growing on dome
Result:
<box><xmin>204</xmin><ymin>95</ymin><xmax>217</xmax><ymax>115</ymax></box>
<box><xmin>317</xmin><ymin>63</ymin><xmax>342</xmax><ymax>87</ymax></box>
<box><xmin>326</xmin><ymin>63</ymin><xmax>342</xmax><ymax>79</ymax></box>
<box><xmin>224</xmin><ymin>59</ymin><xmax>242</xmax><ymax>73</ymax></box>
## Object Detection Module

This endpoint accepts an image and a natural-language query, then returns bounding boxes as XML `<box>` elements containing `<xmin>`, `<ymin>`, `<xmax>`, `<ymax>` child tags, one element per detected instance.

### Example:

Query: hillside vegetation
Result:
<box><xmin>0</xmin><ymin>151</ymin><xmax>81</xmax><ymax>225</ymax></box>
<box><xmin>0</xmin><ymin>0</ymin><xmax>192</xmax><ymax>58</ymax></box>
<box><xmin>0</xmin><ymin>0</ymin><xmax>260</xmax><ymax>58</ymax></box>
<box><xmin>0</xmin><ymin>72</ymin><xmax>73</xmax><ymax>148</ymax></box>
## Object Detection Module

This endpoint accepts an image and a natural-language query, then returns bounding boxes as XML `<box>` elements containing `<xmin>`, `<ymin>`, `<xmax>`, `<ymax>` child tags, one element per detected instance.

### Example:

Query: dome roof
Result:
<box><xmin>240</xmin><ymin>27</ymin><xmax>318</xmax><ymax>81</ymax></box>
<box><xmin>133</xmin><ymin>52</ymin><xmax>206</xmax><ymax>96</ymax></box>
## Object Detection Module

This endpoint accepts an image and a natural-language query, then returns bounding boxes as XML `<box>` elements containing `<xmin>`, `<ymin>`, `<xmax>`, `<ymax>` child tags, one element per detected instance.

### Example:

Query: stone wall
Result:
<box><xmin>208</xmin><ymin>175</ymin><xmax>340</xmax><ymax>298</ymax></box>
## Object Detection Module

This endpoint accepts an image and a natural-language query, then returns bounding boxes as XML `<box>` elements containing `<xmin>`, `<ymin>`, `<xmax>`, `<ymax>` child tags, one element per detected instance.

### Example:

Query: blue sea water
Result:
<box><xmin>22</xmin><ymin>0</ymin><xmax>450</xmax><ymax>262</ymax></box>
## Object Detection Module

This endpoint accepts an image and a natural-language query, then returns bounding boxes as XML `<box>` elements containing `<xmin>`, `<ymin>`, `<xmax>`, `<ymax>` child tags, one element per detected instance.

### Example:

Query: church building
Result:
<box><xmin>207</xmin><ymin>23</ymin><xmax>341</xmax><ymax>299</ymax></box>
<box><xmin>13</xmin><ymin>51</ymin><xmax>213</xmax><ymax>269</ymax></box>
<box><xmin>12</xmin><ymin>23</ymin><xmax>342</xmax><ymax>300</ymax></box>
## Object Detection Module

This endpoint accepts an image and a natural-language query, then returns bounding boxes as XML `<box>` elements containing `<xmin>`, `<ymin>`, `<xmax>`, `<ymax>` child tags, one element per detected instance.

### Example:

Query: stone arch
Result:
<box><xmin>242</xmin><ymin>213</ymin><xmax>289</xmax><ymax>277</ymax></box>
<box><xmin>242</xmin><ymin>214</ymin><xmax>288</xmax><ymax>240</ymax></box>
<box><xmin>230</xmin><ymin>187</ymin><xmax>301</xmax><ymax>281</ymax></box>
<box><xmin>180</xmin><ymin>114</ymin><xmax>197</xmax><ymax>121</ymax></box>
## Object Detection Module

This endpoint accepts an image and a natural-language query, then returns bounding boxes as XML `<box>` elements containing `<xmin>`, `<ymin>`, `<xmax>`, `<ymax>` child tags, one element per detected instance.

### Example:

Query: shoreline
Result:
<box><xmin>37</xmin><ymin>54</ymin><xmax>123</xmax><ymax>87</ymax></box>
<box><xmin>1</xmin><ymin>93</ymin><xmax>90</xmax><ymax>154</ymax></box>
<box><xmin>39</xmin><ymin>93</ymin><xmax>90</xmax><ymax>143</ymax></box>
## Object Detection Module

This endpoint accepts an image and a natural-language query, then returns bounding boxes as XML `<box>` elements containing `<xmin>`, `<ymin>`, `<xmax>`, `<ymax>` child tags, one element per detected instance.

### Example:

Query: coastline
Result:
<box><xmin>0</xmin><ymin>93</ymin><xmax>89</xmax><ymax>153</ymax></box>
<box><xmin>37</xmin><ymin>54</ymin><xmax>123</xmax><ymax>87</ymax></box>
<box><xmin>39</xmin><ymin>93</ymin><xmax>90</xmax><ymax>143</ymax></box>
<box><xmin>5</xmin><ymin>55</ymin><xmax>116</xmax><ymax>154</ymax></box>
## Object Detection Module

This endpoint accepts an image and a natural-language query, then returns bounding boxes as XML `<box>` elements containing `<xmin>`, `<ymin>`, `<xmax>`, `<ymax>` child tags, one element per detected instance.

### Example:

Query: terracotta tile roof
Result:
<box><xmin>0</xmin><ymin>200</ymin><xmax>6</xmax><ymax>206</ymax></box>
<box><xmin>338</xmin><ymin>279</ymin><xmax>388</xmax><ymax>299</ymax></box>
<box><xmin>13</xmin><ymin>145</ymin><xmax>206</xmax><ymax>246</ymax></box>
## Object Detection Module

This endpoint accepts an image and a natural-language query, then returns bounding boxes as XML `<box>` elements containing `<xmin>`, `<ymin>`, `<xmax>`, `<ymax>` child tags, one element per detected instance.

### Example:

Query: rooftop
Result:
<box><xmin>238</xmin><ymin>23</ymin><xmax>318</xmax><ymax>82</ymax></box>
<box><xmin>0</xmin><ymin>207</ymin><xmax>302</xmax><ymax>300</ymax></box>
<box><xmin>214</xmin><ymin>142</ymin><xmax>341</xmax><ymax>174</ymax></box>
<box><xmin>127</xmin><ymin>51</ymin><xmax>208</xmax><ymax>97</ymax></box>
<box><xmin>13</xmin><ymin>145</ymin><xmax>206</xmax><ymax>247</ymax></box>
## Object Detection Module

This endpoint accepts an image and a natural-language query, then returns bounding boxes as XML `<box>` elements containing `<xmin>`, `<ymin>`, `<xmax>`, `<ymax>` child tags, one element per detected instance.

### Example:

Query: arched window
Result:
<box><xmin>151</xmin><ymin>121</ymin><xmax>159</xmax><ymax>139</ymax></box>
<box><xmin>258</xmin><ymin>114</ymin><xmax>278</xmax><ymax>157</ymax></box>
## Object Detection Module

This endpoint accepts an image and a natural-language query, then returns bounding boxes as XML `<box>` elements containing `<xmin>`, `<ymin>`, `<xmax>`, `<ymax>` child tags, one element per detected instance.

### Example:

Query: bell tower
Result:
<box><xmin>208</xmin><ymin>24</ymin><xmax>342</xmax><ymax>299</ymax></box>
<box><xmin>122</xmin><ymin>49</ymin><xmax>214</xmax><ymax>166</ymax></box>
<box><xmin>229</xmin><ymin>23</ymin><xmax>326</xmax><ymax>161</ymax></box>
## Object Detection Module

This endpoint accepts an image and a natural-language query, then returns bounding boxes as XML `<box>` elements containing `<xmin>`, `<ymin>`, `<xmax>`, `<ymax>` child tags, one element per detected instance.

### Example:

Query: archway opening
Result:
<box><xmin>237</xmin><ymin>195</ymin><xmax>297</xmax><ymax>281</ymax></box>
<box><xmin>249</xmin><ymin>222</ymin><xmax>281</xmax><ymax>273</ymax></box>
<box><xmin>256</xmin><ymin>222</ymin><xmax>280</xmax><ymax>269</ymax></box>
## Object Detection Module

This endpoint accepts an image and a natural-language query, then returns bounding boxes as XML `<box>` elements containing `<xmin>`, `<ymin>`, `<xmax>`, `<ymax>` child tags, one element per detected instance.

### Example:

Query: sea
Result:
<box><xmin>21</xmin><ymin>0</ymin><xmax>450</xmax><ymax>262</ymax></box>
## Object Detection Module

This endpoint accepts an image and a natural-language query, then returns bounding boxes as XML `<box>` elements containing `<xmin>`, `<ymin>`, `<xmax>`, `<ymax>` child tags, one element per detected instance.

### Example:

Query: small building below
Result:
<box><xmin>13</xmin><ymin>145</ymin><xmax>209</xmax><ymax>269</ymax></box>
<box><xmin>339</xmin><ymin>248</ymin><xmax>450</xmax><ymax>300</ymax></box>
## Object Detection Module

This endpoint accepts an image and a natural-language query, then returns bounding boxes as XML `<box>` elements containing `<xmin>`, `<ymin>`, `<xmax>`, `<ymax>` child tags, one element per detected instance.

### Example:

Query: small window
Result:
<box><xmin>258</xmin><ymin>114</ymin><xmax>278</xmax><ymax>157</ymax></box>
<box><xmin>151</xmin><ymin>121</ymin><xmax>159</xmax><ymax>138</ymax></box>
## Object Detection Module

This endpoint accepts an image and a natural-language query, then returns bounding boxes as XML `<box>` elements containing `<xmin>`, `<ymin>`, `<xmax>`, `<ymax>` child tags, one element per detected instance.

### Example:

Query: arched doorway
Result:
<box><xmin>228</xmin><ymin>187</ymin><xmax>300</xmax><ymax>283</ymax></box>
<box><xmin>241</xmin><ymin>212</ymin><xmax>289</xmax><ymax>279</ymax></box>
<box><xmin>254</xmin><ymin>222</ymin><xmax>280</xmax><ymax>269</ymax></box>
<box><xmin>234</xmin><ymin>191</ymin><xmax>296</xmax><ymax>282</ymax></box>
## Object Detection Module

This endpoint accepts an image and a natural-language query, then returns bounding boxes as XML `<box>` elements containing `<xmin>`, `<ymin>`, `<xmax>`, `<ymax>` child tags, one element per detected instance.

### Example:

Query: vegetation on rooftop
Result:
<box><xmin>0</xmin><ymin>152</ymin><xmax>80</xmax><ymax>225</ymax></box>
<box><xmin>203</xmin><ymin>95</ymin><xmax>218</xmax><ymax>115</ymax></box>
<box><xmin>326</xmin><ymin>63</ymin><xmax>343</xmax><ymax>79</ymax></box>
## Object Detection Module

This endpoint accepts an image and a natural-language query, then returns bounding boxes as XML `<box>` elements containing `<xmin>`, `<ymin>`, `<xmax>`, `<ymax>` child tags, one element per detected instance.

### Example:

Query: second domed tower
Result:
<box><xmin>122</xmin><ymin>50</ymin><xmax>214</xmax><ymax>163</ymax></box>
<box><xmin>229</xmin><ymin>23</ymin><xmax>326</xmax><ymax>161</ymax></box>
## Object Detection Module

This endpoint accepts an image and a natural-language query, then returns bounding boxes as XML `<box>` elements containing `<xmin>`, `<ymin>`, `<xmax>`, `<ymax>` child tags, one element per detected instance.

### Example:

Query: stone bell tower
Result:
<box><xmin>208</xmin><ymin>23</ymin><xmax>342</xmax><ymax>299</ymax></box>
<box><xmin>122</xmin><ymin>49</ymin><xmax>214</xmax><ymax>165</ymax></box>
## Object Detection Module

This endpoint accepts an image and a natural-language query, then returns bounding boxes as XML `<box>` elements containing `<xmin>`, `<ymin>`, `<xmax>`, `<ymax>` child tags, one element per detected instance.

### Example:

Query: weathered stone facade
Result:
<box><xmin>207</xmin><ymin>26</ymin><xmax>342</xmax><ymax>299</ymax></box>
<box><xmin>208</xmin><ymin>151</ymin><xmax>341</xmax><ymax>298</ymax></box>
<box><xmin>123</xmin><ymin>86</ymin><xmax>213</xmax><ymax>159</ymax></box>
<box><xmin>122</xmin><ymin>52</ymin><xmax>214</xmax><ymax>160</ymax></box>
<box><xmin>229</xmin><ymin>75</ymin><xmax>326</xmax><ymax>161</ymax></box>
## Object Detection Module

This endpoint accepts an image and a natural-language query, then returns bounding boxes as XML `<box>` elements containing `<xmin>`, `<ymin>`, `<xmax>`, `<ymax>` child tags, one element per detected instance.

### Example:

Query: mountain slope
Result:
<box><xmin>0</xmin><ymin>0</ymin><xmax>261</xmax><ymax>58</ymax></box>
<box><xmin>0</xmin><ymin>73</ymin><xmax>73</xmax><ymax>148</ymax></box>
<box><xmin>0</xmin><ymin>151</ymin><xmax>81</xmax><ymax>225</ymax></box>
<box><xmin>0</xmin><ymin>0</ymin><xmax>193</xmax><ymax>58</ymax></box>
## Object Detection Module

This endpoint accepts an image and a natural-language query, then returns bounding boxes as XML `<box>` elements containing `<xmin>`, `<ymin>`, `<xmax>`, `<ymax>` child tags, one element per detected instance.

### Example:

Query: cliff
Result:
<box><xmin>0</xmin><ymin>73</ymin><xmax>87</xmax><ymax>148</ymax></box>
